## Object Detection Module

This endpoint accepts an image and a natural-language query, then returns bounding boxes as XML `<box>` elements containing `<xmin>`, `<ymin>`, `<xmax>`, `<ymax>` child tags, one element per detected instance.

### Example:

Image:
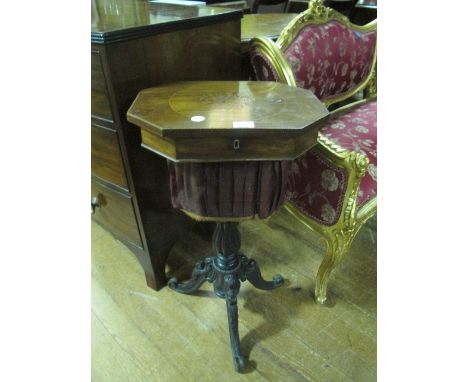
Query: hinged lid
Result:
<box><xmin>127</xmin><ymin>81</ymin><xmax>329</xmax><ymax>162</ymax></box>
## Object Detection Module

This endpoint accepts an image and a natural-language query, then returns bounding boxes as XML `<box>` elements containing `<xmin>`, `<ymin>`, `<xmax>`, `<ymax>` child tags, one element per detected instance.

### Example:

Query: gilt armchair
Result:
<box><xmin>249</xmin><ymin>0</ymin><xmax>377</xmax><ymax>303</ymax></box>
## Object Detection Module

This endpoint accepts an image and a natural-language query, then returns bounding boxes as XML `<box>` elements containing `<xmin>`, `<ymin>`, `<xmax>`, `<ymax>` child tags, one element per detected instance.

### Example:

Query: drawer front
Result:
<box><xmin>92</xmin><ymin>180</ymin><xmax>142</xmax><ymax>249</ymax></box>
<box><xmin>91</xmin><ymin>124</ymin><xmax>128</xmax><ymax>190</ymax></box>
<box><xmin>91</xmin><ymin>51</ymin><xmax>114</xmax><ymax>122</ymax></box>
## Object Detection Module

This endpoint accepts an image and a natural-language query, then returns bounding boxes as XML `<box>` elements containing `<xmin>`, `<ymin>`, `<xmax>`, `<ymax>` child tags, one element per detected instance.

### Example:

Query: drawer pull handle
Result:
<box><xmin>91</xmin><ymin>196</ymin><xmax>100</xmax><ymax>215</ymax></box>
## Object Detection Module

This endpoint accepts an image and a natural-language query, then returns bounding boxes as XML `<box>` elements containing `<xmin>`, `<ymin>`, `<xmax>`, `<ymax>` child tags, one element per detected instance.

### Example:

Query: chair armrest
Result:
<box><xmin>286</xmin><ymin>98</ymin><xmax>376</xmax><ymax>228</ymax></box>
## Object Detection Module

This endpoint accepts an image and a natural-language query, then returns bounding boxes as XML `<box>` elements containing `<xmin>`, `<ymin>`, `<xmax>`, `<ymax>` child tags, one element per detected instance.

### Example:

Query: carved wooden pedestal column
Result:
<box><xmin>168</xmin><ymin>222</ymin><xmax>283</xmax><ymax>371</ymax></box>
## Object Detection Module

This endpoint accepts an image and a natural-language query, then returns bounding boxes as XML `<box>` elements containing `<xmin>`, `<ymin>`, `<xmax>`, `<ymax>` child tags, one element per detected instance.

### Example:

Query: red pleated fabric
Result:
<box><xmin>168</xmin><ymin>161</ymin><xmax>291</xmax><ymax>219</ymax></box>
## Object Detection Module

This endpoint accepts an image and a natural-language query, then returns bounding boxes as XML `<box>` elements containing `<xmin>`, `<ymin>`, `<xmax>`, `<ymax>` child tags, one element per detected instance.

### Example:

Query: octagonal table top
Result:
<box><xmin>127</xmin><ymin>81</ymin><xmax>329</xmax><ymax>162</ymax></box>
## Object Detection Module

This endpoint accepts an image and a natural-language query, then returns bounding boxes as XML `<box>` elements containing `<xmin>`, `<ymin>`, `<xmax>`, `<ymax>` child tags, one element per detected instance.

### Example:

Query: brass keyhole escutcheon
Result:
<box><xmin>233</xmin><ymin>139</ymin><xmax>240</xmax><ymax>150</ymax></box>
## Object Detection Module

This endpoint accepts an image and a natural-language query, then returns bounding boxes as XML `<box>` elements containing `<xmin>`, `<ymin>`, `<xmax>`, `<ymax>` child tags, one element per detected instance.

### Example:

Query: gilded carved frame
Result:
<box><xmin>276</xmin><ymin>0</ymin><xmax>377</xmax><ymax>107</ymax></box>
<box><xmin>249</xmin><ymin>0</ymin><xmax>377</xmax><ymax>303</ymax></box>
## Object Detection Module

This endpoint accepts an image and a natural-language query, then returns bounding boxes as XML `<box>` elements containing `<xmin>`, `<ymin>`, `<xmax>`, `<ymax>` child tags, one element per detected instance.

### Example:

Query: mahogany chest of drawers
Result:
<box><xmin>91</xmin><ymin>0</ymin><xmax>243</xmax><ymax>289</ymax></box>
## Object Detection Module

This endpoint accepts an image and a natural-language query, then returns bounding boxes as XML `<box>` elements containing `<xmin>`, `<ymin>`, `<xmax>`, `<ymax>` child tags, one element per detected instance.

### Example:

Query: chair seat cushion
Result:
<box><xmin>322</xmin><ymin>100</ymin><xmax>377</xmax><ymax>206</ymax></box>
<box><xmin>286</xmin><ymin>100</ymin><xmax>376</xmax><ymax>226</ymax></box>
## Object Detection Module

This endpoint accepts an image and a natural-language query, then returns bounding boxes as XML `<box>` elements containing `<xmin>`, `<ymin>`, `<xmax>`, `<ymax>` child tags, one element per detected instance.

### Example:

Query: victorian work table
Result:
<box><xmin>127</xmin><ymin>81</ymin><xmax>329</xmax><ymax>371</ymax></box>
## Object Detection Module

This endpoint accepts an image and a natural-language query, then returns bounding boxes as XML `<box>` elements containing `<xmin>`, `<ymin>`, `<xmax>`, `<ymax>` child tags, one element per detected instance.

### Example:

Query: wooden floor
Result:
<box><xmin>92</xmin><ymin>208</ymin><xmax>377</xmax><ymax>381</ymax></box>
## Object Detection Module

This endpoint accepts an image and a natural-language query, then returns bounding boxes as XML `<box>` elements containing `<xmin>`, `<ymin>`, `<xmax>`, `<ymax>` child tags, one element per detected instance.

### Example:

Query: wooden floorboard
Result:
<box><xmin>92</xmin><ymin>207</ymin><xmax>377</xmax><ymax>381</ymax></box>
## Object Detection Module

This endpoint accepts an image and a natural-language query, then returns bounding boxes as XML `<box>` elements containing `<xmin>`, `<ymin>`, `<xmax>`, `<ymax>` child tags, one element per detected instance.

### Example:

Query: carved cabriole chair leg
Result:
<box><xmin>314</xmin><ymin>227</ymin><xmax>360</xmax><ymax>304</ymax></box>
<box><xmin>282</xmin><ymin>139</ymin><xmax>374</xmax><ymax>304</ymax></box>
<box><xmin>311</xmin><ymin>140</ymin><xmax>373</xmax><ymax>304</ymax></box>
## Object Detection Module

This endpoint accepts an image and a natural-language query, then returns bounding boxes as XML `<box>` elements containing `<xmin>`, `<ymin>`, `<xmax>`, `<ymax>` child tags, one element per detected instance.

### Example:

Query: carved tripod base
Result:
<box><xmin>168</xmin><ymin>222</ymin><xmax>284</xmax><ymax>372</ymax></box>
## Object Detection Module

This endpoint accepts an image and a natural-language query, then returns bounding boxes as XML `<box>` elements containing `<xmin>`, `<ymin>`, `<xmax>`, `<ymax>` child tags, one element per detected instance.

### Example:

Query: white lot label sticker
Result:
<box><xmin>233</xmin><ymin>121</ymin><xmax>255</xmax><ymax>128</ymax></box>
<box><xmin>191</xmin><ymin>115</ymin><xmax>205</xmax><ymax>122</ymax></box>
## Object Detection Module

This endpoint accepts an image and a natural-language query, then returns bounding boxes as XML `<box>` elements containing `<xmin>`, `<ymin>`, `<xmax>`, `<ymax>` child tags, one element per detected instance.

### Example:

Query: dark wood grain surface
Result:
<box><xmin>91</xmin><ymin>51</ymin><xmax>113</xmax><ymax>122</ymax></box>
<box><xmin>241</xmin><ymin>13</ymin><xmax>297</xmax><ymax>48</ymax></box>
<box><xmin>239</xmin><ymin>13</ymin><xmax>297</xmax><ymax>79</ymax></box>
<box><xmin>287</xmin><ymin>0</ymin><xmax>376</xmax><ymax>23</ymax></box>
<box><xmin>128</xmin><ymin>81</ymin><xmax>329</xmax><ymax>161</ymax></box>
<box><xmin>91</xmin><ymin>124</ymin><xmax>128</xmax><ymax>189</ymax></box>
<box><xmin>92</xmin><ymin>178</ymin><xmax>143</xmax><ymax>249</ymax></box>
<box><xmin>92</xmin><ymin>0</ymin><xmax>243</xmax><ymax>43</ymax></box>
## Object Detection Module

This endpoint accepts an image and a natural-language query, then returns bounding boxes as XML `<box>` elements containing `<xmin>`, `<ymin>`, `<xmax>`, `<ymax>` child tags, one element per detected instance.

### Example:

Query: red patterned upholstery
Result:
<box><xmin>286</xmin><ymin>100</ymin><xmax>376</xmax><ymax>225</ymax></box>
<box><xmin>286</xmin><ymin>149</ymin><xmax>348</xmax><ymax>225</ymax></box>
<box><xmin>283</xmin><ymin>21</ymin><xmax>376</xmax><ymax>103</ymax></box>
<box><xmin>322</xmin><ymin>100</ymin><xmax>377</xmax><ymax>206</ymax></box>
<box><xmin>251</xmin><ymin>51</ymin><xmax>281</xmax><ymax>82</ymax></box>
<box><xmin>168</xmin><ymin>161</ymin><xmax>291</xmax><ymax>219</ymax></box>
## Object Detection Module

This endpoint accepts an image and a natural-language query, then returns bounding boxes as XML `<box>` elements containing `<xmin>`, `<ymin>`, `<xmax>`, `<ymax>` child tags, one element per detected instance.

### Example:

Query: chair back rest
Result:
<box><xmin>276</xmin><ymin>0</ymin><xmax>376</xmax><ymax>105</ymax></box>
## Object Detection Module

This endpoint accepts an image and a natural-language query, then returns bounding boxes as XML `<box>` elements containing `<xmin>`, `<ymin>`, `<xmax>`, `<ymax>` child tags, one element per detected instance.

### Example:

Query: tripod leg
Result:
<box><xmin>168</xmin><ymin>257</ymin><xmax>215</xmax><ymax>294</ymax></box>
<box><xmin>244</xmin><ymin>258</ymin><xmax>284</xmax><ymax>290</ymax></box>
<box><xmin>223</xmin><ymin>274</ymin><xmax>246</xmax><ymax>372</ymax></box>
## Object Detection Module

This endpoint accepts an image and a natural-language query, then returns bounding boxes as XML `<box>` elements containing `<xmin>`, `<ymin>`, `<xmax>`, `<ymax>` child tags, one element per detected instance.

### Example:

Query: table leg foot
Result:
<box><xmin>224</xmin><ymin>274</ymin><xmax>246</xmax><ymax>372</ymax></box>
<box><xmin>244</xmin><ymin>258</ymin><xmax>284</xmax><ymax>290</ymax></box>
<box><xmin>168</xmin><ymin>257</ymin><xmax>215</xmax><ymax>294</ymax></box>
